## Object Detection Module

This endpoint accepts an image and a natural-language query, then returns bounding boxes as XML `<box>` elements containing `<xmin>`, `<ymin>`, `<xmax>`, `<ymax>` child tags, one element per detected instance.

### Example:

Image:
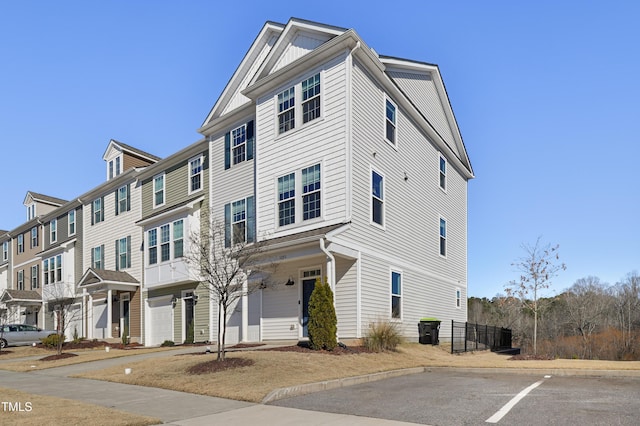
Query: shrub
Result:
<box><xmin>161</xmin><ymin>340</ymin><xmax>175</xmax><ymax>347</ymax></box>
<box><xmin>308</xmin><ymin>277</ymin><xmax>337</xmax><ymax>350</ymax></box>
<box><xmin>363</xmin><ymin>321</ymin><xmax>404</xmax><ymax>352</ymax></box>
<box><xmin>72</xmin><ymin>326</ymin><xmax>84</xmax><ymax>344</ymax></box>
<box><xmin>41</xmin><ymin>333</ymin><xmax>65</xmax><ymax>349</ymax></box>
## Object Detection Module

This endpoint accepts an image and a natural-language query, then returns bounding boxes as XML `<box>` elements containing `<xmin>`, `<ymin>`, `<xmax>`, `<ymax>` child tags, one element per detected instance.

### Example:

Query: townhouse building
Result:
<box><xmin>1</xmin><ymin>18</ymin><xmax>472</xmax><ymax>347</ymax></box>
<box><xmin>1</xmin><ymin>192</ymin><xmax>67</xmax><ymax>326</ymax></box>
<box><xmin>77</xmin><ymin>141</ymin><xmax>159</xmax><ymax>343</ymax></box>
<box><xmin>197</xmin><ymin>18</ymin><xmax>473</xmax><ymax>343</ymax></box>
<box><xmin>39</xmin><ymin>199</ymin><xmax>84</xmax><ymax>340</ymax></box>
<box><xmin>135</xmin><ymin>139</ymin><xmax>210</xmax><ymax>345</ymax></box>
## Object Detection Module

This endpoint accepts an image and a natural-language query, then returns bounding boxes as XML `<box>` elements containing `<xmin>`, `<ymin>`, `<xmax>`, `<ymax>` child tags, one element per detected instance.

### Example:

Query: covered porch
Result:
<box><xmin>78</xmin><ymin>268</ymin><xmax>140</xmax><ymax>343</ymax></box>
<box><xmin>0</xmin><ymin>289</ymin><xmax>44</xmax><ymax>326</ymax></box>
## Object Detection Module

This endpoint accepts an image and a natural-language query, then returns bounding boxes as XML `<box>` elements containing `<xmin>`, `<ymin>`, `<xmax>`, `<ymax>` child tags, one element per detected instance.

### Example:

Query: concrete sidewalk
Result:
<box><xmin>0</xmin><ymin>344</ymin><xmax>423</xmax><ymax>425</ymax></box>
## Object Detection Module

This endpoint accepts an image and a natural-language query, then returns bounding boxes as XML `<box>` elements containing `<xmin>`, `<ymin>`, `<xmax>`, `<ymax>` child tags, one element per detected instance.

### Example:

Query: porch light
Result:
<box><xmin>286</xmin><ymin>277</ymin><xmax>295</xmax><ymax>286</ymax></box>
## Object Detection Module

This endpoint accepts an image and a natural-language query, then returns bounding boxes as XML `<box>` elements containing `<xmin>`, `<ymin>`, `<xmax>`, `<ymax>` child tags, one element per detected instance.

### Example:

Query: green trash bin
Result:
<box><xmin>418</xmin><ymin>318</ymin><xmax>441</xmax><ymax>345</ymax></box>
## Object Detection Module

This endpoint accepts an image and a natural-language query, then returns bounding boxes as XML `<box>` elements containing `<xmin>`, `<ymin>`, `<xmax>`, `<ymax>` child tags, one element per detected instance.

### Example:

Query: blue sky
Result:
<box><xmin>1</xmin><ymin>1</ymin><xmax>638</xmax><ymax>298</ymax></box>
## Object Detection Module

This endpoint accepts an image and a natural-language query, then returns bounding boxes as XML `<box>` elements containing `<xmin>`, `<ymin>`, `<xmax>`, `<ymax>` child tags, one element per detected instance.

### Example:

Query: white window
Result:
<box><xmin>277</xmin><ymin>72</ymin><xmax>321</xmax><ymax>135</ymax></box>
<box><xmin>391</xmin><ymin>270</ymin><xmax>402</xmax><ymax>319</ymax></box>
<box><xmin>17</xmin><ymin>234</ymin><xmax>24</xmax><ymax>253</ymax></box>
<box><xmin>27</xmin><ymin>204</ymin><xmax>35</xmax><ymax>220</ymax></box>
<box><xmin>277</xmin><ymin>163</ymin><xmax>322</xmax><ymax>227</ymax></box>
<box><xmin>439</xmin><ymin>217</ymin><xmax>447</xmax><ymax>257</ymax></box>
<box><xmin>302</xmin><ymin>164</ymin><xmax>321</xmax><ymax>220</ymax></box>
<box><xmin>277</xmin><ymin>86</ymin><xmax>295</xmax><ymax>134</ymax></box>
<box><xmin>31</xmin><ymin>265</ymin><xmax>39</xmax><ymax>289</ymax></box>
<box><xmin>2</xmin><ymin>241</ymin><xmax>7</xmax><ymax>261</ymax></box>
<box><xmin>43</xmin><ymin>259</ymin><xmax>49</xmax><ymax>285</ymax></box>
<box><xmin>116</xmin><ymin>185</ymin><xmax>130</xmax><ymax>215</ymax></box>
<box><xmin>160</xmin><ymin>224</ymin><xmax>170</xmax><ymax>262</ymax></box>
<box><xmin>148</xmin><ymin>229</ymin><xmax>158</xmax><ymax>265</ymax></box>
<box><xmin>45</xmin><ymin>255</ymin><xmax>62</xmax><ymax>284</ymax></box>
<box><xmin>30</xmin><ymin>227</ymin><xmax>38</xmax><ymax>249</ymax></box>
<box><xmin>302</xmin><ymin>73</ymin><xmax>321</xmax><ymax>124</ymax></box>
<box><xmin>385</xmin><ymin>98</ymin><xmax>397</xmax><ymax>145</ymax></box>
<box><xmin>278</xmin><ymin>173</ymin><xmax>295</xmax><ymax>227</ymax></box>
<box><xmin>173</xmin><ymin>220</ymin><xmax>184</xmax><ymax>258</ymax></box>
<box><xmin>109</xmin><ymin>160</ymin><xmax>114</xmax><ymax>180</ymax></box>
<box><xmin>92</xmin><ymin>246</ymin><xmax>103</xmax><ymax>269</ymax></box>
<box><xmin>371</xmin><ymin>169</ymin><xmax>384</xmax><ymax>226</ymax></box>
<box><xmin>17</xmin><ymin>270</ymin><xmax>24</xmax><ymax>290</ymax></box>
<box><xmin>116</xmin><ymin>236</ymin><xmax>130</xmax><ymax>270</ymax></box>
<box><xmin>232</xmin><ymin>199</ymin><xmax>246</xmax><ymax>244</ymax></box>
<box><xmin>456</xmin><ymin>288</ymin><xmax>462</xmax><ymax>309</ymax></box>
<box><xmin>232</xmin><ymin>126</ymin><xmax>246</xmax><ymax>165</ymax></box>
<box><xmin>189</xmin><ymin>156</ymin><xmax>203</xmax><ymax>193</ymax></box>
<box><xmin>115</xmin><ymin>156</ymin><xmax>121</xmax><ymax>176</ymax></box>
<box><xmin>92</xmin><ymin>197</ymin><xmax>104</xmax><ymax>224</ymax></box>
<box><xmin>225</xmin><ymin>199</ymin><xmax>255</xmax><ymax>248</ymax></box>
<box><xmin>68</xmin><ymin>210</ymin><xmax>76</xmax><ymax>235</ymax></box>
<box><xmin>439</xmin><ymin>155</ymin><xmax>447</xmax><ymax>191</ymax></box>
<box><xmin>153</xmin><ymin>174</ymin><xmax>165</xmax><ymax>208</ymax></box>
<box><xmin>50</xmin><ymin>219</ymin><xmax>57</xmax><ymax>243</ymax></box>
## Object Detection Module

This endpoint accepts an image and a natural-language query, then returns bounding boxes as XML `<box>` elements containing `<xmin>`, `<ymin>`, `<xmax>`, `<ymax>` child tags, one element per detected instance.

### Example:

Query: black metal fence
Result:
<box><xmin>451</xmin><ymin>321</ymin><xmax>513</xmax><ymax>354</ymax></box>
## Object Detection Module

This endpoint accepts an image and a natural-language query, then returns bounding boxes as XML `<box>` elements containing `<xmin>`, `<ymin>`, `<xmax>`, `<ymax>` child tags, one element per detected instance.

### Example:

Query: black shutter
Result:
<box><xmin>224</xmin><ymin>203</ymin><xmax>231</xmax><ymax>248</ymax></box>
<box><xmin>100</xmin><ymin>244</ymin><xmax>105</xmax><ymax>269</ymax></box>
<box><xmin>126</xmin><ymin>184</ymin><xmax>131</xmax><ymax>212</ymax></box>
<box><xmin>115</xmin><ymin>240</ymin><xmax>120</xmax><ymax>271</ymax></box>
<box><xmin>247</xmin><ymin>196</ymin><xmax>255</xmax><ymax>243</ymax></box>
<box><xmin>224</xmin><ymin>132</ymin><xmax>231</xmax><ymax>170</ymax></box>
<box><xmin>100</xmin><ymin>197</ymin><xmax>105</xmax><ymax>222</ymax></box>
<box><xmin>115</xmin><ymin>189</ymin><xmax>119</xmax><ymax>216</ymax></box>
<box><xmin>246</xmin><ymin>120</ymin><xmax>254</xmax><ymax>161</ymax></box>
<box><xmin>126</xmin><ymin>235</ymin><xmax>131</xmax><ymax>268</ymax></box>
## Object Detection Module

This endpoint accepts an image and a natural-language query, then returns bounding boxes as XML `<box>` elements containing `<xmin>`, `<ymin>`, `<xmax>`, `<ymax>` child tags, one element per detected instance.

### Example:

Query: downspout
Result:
<box><xmin>319</xmin><ymin>238</ymin><xmax>337</xmax><ymax>340</ymax></box>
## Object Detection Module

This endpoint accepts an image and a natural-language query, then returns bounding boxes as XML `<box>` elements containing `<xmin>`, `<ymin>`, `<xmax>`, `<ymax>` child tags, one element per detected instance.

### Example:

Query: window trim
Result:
<box><xmin>391</xmin><ymin>269</ymin><xmax>402</xmax><ymax>320</ymax></box>
<box><xmin>439</xmin><ymin>154</ymin><xmax>447</xmax><ymax>192</ymax></box>
<box><xmin>153</xmin><ymin>173</ymin><xmax>166</xmax><ymax>208</ymax></box>
<box><xmin>456</xmin><ymin>287</ymin><xmax>462</xmax><ymax>309</ymax></box>
<box><xmin>92</xmin><ymin>197</ymin><xmax>104</xmax><ymax>225</ymax></box>
<box><xmin>31</xmin><ymin>264</ymin><xmax>39</xmax><ymax>289</ymax></box>
<box><xmin>189</xmin><ymin>155</ymin><xmax>204</xmax><ymax>194</ymax></box>
<box><xmin>17</xmin><ymin>234</ymin><xmax>24</xmax><ymax>253</ymax></box>
<box><xmin>147</xmin><ymin>228</ymin><xmax>158</xmax><ymax>266</ymax></box>
<box><xmin>439</xmin><ymin>216</ymin><xmax>447</xmax><ymax>258</ymax></box>
<box><xmin>277</xmin><ymin>172</ymin><xmax>296</xmax><ymax>228</ymax></box>
<box><xmin>275</xmin><ymin>72</ymin><xmax>323</xmax><ymax>137</ymax></box>
<box><xmin>116</xmin><ymin>184</ymin><xmax>130</xmax><ymax>215</ymax></box>
<box><xmin>2</xmin><ymin>241</ymin><xmax>8</xmax><ymax>261</ymax></box>
<box><xmin>276</xmin><ymin>162</ymin><xmax>323</xmax><ymax>229</ymax></box>
<box><xmin>371</xmin><ymin>167</ymin><xmax>385</xmax><ymax>229</ymax></box>
<box><xmin>30</xmin><ymin>227</ymin><xmax>38</xmax><ymax>249</ymax></box>
<box><xmin>385</xmin><ymin>96</ymin><xmax>397</xmax><ymax>147</ymax></box>
<box><xmin>68</xmin><ymin>210</ymin><xmax>76</xmax><ymax>236</ymax></box>
<box><xmin>17</xmin><ymin>269</ymin><xmax>24</xmax><ymax>290</ymax></box>
<box><xmin>50</xmin><ymin>219</ymin><xmax>57</xmax><ymax>243</ymax></box>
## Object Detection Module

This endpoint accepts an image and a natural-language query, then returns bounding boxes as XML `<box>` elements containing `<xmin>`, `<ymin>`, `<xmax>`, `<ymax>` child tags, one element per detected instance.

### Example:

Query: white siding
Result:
<box><xmin>387</xmin><ymin>70</ymin><xmax>459</xmax><ymax>158</ymax></box>
<box><xmin>256</xmin><ymin>53</ymin><xmax>349</xmax><ymax>237</ymax></box>
<box><xmin>334</xmin><ymin>256</ymin><xmax>358</xmax><ymax>338</ymax></box>
<box><xmin>272</xmin><ymin>32</ymin><xmax>332</xmax><ymax>73</ymax></box>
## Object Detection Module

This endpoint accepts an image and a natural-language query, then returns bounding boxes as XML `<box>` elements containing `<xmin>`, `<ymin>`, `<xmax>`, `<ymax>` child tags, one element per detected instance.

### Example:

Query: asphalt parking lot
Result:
<box><xmin>271</xmin><ymin>370</ymin><xmax>640</xmax><ymax>425</ymax></box>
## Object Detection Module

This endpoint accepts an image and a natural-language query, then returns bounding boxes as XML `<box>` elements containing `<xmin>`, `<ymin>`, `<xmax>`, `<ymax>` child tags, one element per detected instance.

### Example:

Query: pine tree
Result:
<box><xmin>308</xmin><ymin>277</ymin><xmax>337</xmax><ymax>350</ymax></box>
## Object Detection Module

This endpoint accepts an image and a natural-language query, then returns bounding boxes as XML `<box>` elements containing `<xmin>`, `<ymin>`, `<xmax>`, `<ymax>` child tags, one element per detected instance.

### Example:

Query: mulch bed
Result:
<box><xmin>509</xmin><ymin>354</ymin><xmax>555</xmax><ymax>361</ymax></box>
<box><xmin>40</xmin><ymin>352</ymin><xmax>79</xmax><ymax>361</ymax></box>
<box><xmin>0</xmin><ymin>350</ymin><xmax>14</xmax><ymax>356</ymax></box>
<box><xmin>229</xmin><ymin>343</ymin><xmax>266</xmax><ymax>349</ymax></box>
<box><xmin>187</xmin><ymin>357</ymin><xmax>254</xmax><ymax>374</ymax></box>
<box><xmin>266</xmin><ymin>343</ymin><xmax>373</xmax><ymax>355</ymax></box>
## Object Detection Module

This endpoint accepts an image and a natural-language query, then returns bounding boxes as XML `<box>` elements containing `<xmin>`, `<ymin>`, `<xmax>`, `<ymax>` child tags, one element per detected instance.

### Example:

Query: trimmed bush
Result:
<box><xmin>41</xmin><ymin>333</ymin><xmax>65</xmax><ymax>349</ymax></box>
<box><xmin>308</xmin><ymin>277</ymin><xmax>337</xmax><ymax>350</ymax></box>
<box><xmin>161</xmin><ymin>340</ymin><xmax>175</xmax><ymax>347</ymax></box>
<box><xmin>363</xmin><ymin>321</ymin><xmax>404</xmax><ymax>352</ymax></box>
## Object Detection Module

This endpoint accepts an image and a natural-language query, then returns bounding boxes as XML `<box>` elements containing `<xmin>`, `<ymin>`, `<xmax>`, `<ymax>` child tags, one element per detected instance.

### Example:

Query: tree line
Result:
<box><xmin>469</xmin><ymin>272</ymin><xmax>640</xmax><ymax>360</ymax></box>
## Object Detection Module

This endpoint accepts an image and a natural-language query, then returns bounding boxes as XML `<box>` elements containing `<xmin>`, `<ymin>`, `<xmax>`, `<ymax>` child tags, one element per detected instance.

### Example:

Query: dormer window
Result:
<box><xmin>27</xmin><ymin>204</ymin><xmax>36</xmax><ymax>220</ymax></box>
<box><xmin>108</xmin><ymin>155</ymin><xmax>122</xmax><ymax>180</ymax></box>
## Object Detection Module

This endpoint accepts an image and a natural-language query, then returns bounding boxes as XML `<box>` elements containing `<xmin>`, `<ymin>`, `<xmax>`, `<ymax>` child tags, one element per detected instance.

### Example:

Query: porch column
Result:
<box><xmin>107</xmin><ymin>289</ymin><xmax>113</xmax><ymax>338</ymax></box>
<box><xmin>87</xmin><ymin>293</ymin><xmax>93</xmax><ymax>339</ymax></box>
<box><xmin>241</xmin><ymin>278</ymin><xmax>248</xmax><ymax>342</ymax></box>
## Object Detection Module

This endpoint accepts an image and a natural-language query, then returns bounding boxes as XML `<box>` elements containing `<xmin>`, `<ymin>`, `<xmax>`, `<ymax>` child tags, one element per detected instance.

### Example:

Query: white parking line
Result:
<box><xmin>485</xmin><ymin>379</ymin><xmax>546</xmax><ymax>423</ymax></box>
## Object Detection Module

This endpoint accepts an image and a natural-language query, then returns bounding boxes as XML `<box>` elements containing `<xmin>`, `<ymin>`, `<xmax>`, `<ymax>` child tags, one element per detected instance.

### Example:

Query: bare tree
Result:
<box><xmin>563</xmin><ymin>276</ymin><xmax>610</xmax><ymax>359</ymax></box>
<box><xmin>185</xmin><ymin>219</ymin><xmax>276</xmax><ymax>361</ymax></box>
<box><xmin>505</xmin><ymin>237</ymin><xmax>566</xmax><ymax>355</ymax></box>
<box><xmin>612</xmin><ymin>272</ymin><xmax>640</xmax><ymax>357</ymax></box>
<box><xmin>43</xmin><ymin>281</ymin><xmax>82</xmax><ymax>355</ymax></box>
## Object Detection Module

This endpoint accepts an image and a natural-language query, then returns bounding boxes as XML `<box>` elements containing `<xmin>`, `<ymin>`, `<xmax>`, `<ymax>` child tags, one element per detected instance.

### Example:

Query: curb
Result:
<box><xmin>262</xmin><ymin>366</ymin><xmax>640</xmax><ymax>403</ymax></box>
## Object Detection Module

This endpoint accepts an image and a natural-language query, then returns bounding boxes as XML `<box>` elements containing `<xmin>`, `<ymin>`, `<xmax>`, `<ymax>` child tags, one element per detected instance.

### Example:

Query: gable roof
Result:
<box><xmin>102</xmin><ymin>139</ymin><xmax>161</xmax><ymax>163</ymax></box>
<box><xmin>23</xmin><ymin>191</ymin><xmax>67</xmax><ymax>208</ymax></box>
<box><xmin>78</xmin><ymin>268</ymin><xmax>139</xmax><ymax>290</ymax></box>
<box><xmin>0</xmin><ymin>289</ymin><xmax>41</xmax><ymax>303</ymax></box>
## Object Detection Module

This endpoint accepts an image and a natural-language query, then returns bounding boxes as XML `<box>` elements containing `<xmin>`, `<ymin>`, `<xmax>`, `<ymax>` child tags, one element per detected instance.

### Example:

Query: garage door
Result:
<box><xmin>64</xmin><ymin>304</ymin><xmax>83</xmax><ymax>341</ymax></box>
<box><xmin>147</xmin><ymin>297</ymin><xmax>173</xmax><ymax>346</ymax></box>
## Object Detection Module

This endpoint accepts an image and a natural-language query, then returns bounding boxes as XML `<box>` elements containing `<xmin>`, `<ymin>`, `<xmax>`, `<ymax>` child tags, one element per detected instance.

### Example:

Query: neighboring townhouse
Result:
<box><xmin>40</xmin><ymin>199</ymin><xmax>83</xmax><ymax>340</ymax></box>
<box><xmin>0</xmin><ymin>231</ymin><xmax>10</xmax><ymax>320</ymax></box>
<box><xmin>1</xmin><ymin>192</ymin><xmax>67</xmax><ymax>326</ymax></box>
<box><xmin>136</xmin><ymin>139</ymin><xmax>210</xmax><ymax>345</ymax></box>
<box><xmin>198</xmin><ymin>18</ymin><xmax>473</xmax><ymax>343</ymax></box>
<box><xmin>77</xmin><ymin>140</ymin><xmax>159</xmax><ymax>343</ymax></box>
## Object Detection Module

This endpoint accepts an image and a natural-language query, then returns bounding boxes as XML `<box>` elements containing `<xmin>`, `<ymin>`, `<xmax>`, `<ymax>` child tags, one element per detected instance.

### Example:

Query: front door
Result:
<box><xmin>301</xmin><ymin>278</ymin><xmax>316</xmax><ymax>338</ymax></box>
<box><xmin>120</xmin><ymin>293</ymin><xmax>130</xmax><ymax>340</ymax></box>
<box><xmin>184</xmin><ymin>293</ymin><xmax>195</xmax><ymax>344</ymax></box>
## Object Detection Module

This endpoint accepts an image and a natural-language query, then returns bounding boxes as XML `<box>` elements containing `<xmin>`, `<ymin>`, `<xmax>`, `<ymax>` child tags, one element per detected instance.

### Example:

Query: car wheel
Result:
<box><xmin>0</xmin><ymin>339</ymin><xmax>7</xmax><ymax>349</ymax></box>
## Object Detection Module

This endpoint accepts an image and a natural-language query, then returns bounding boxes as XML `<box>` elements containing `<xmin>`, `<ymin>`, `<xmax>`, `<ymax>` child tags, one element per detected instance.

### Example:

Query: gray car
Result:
<box><xmin>0</xmin><ymin>324</ymin><xmax>58</xmax><ymax>348</ymax></box>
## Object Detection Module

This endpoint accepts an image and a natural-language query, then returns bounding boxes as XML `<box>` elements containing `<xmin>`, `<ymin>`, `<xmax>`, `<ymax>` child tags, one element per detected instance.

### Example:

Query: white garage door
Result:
<box><xmin>92</xmin><ymin>301</ymin><xmax>108</xmax><ymax>340</ymax></box>
<box><xmin>65</xmin><ymin>304</ymin><xmax>83</xmax><ymax>341</ymax></box>
<box><xmin>147</xmin><ymin>297</ymin><xmax>173</xmax><ymax>346</ymax></box>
